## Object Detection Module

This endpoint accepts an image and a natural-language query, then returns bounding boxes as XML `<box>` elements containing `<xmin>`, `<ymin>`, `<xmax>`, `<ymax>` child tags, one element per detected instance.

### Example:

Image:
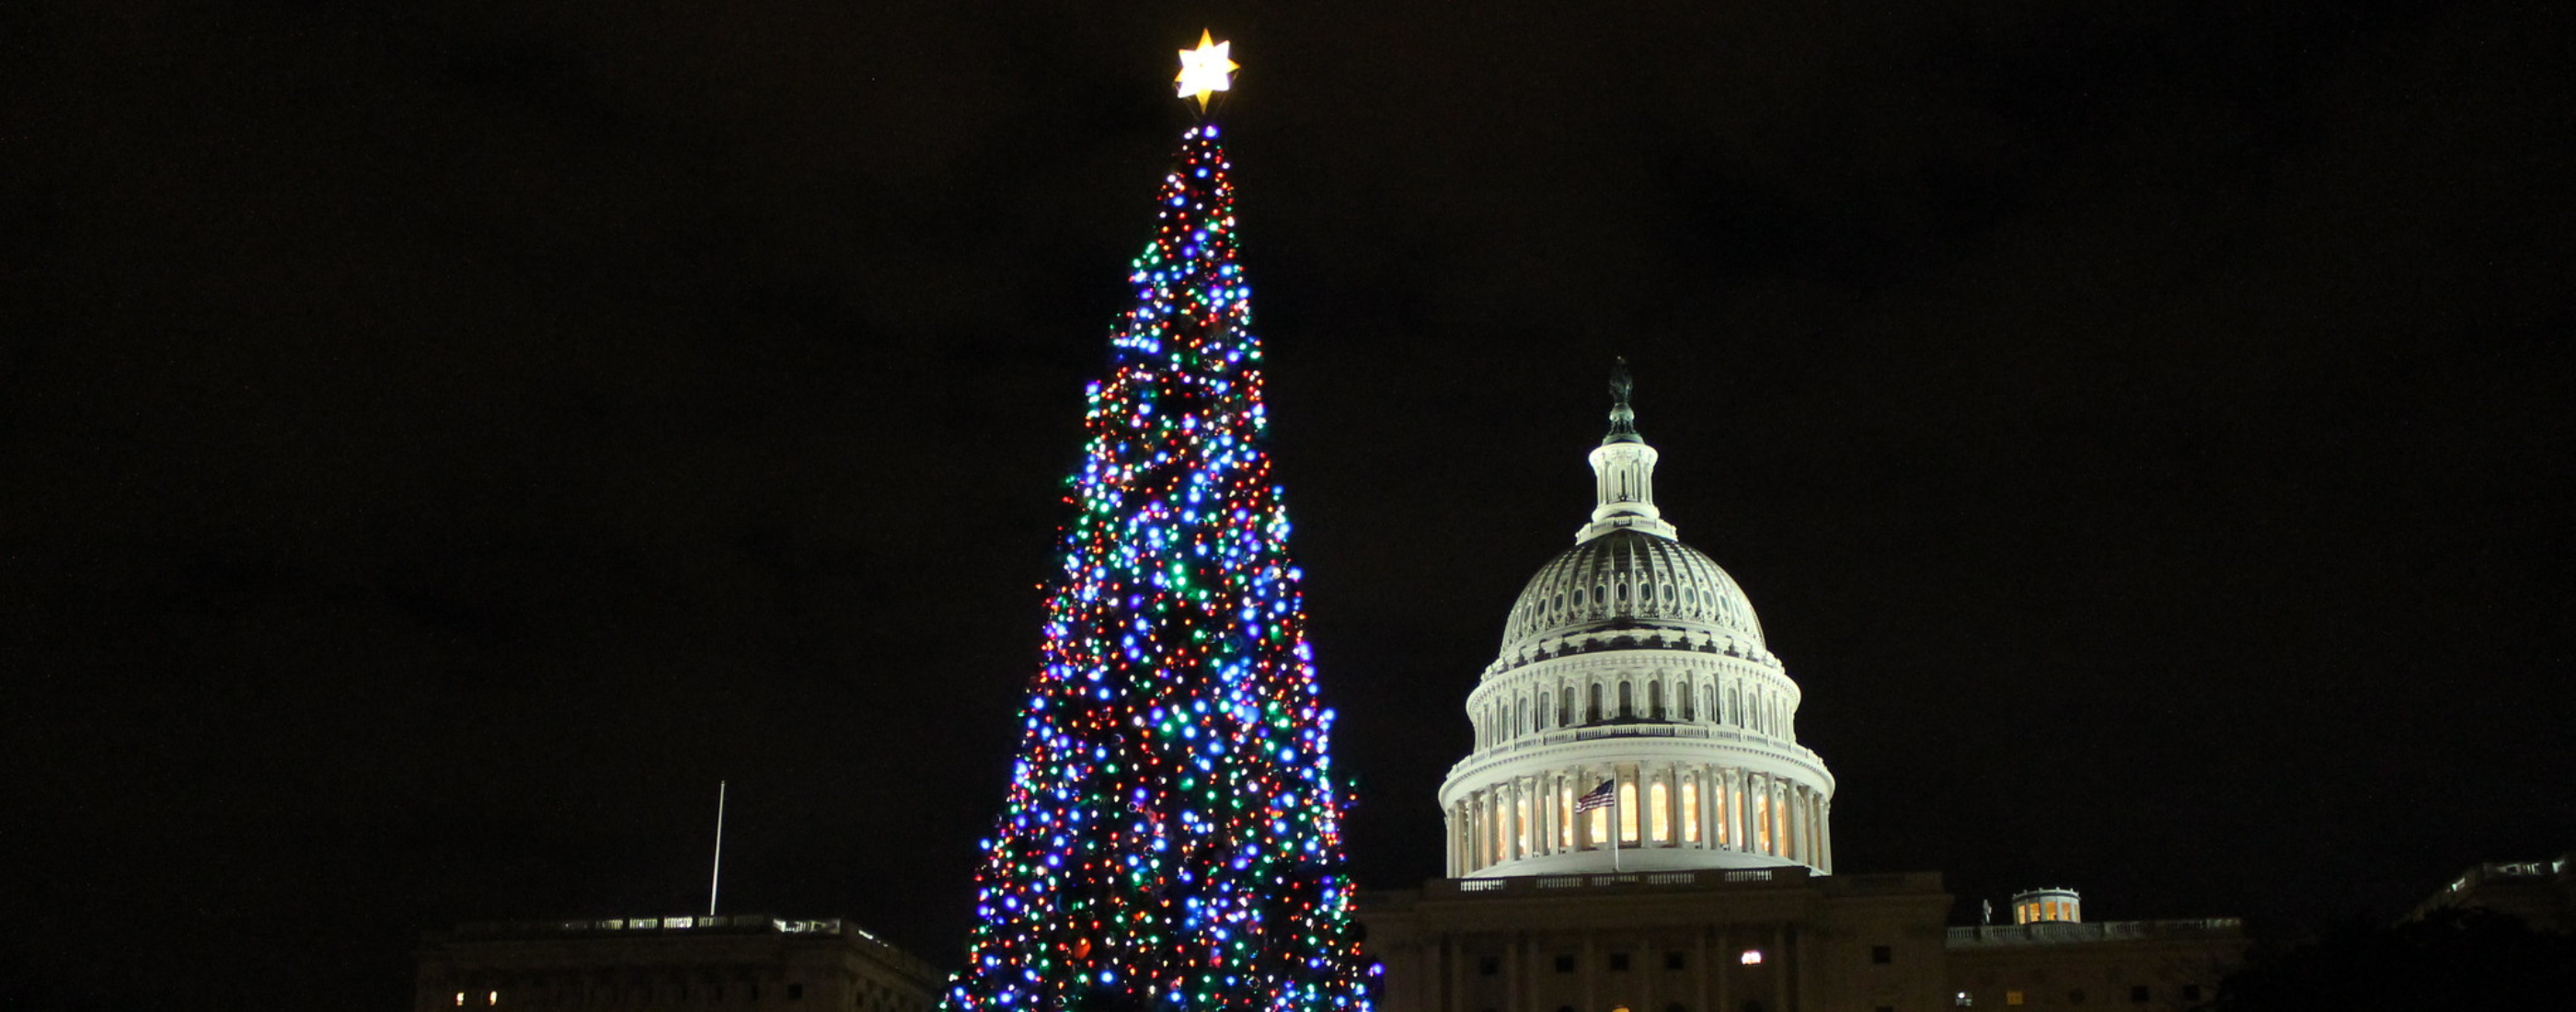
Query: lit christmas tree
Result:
<box><xmin>942</xmin><ymin>32</ymin><xmax>1375</xmax><ymax>1012</ymax></box>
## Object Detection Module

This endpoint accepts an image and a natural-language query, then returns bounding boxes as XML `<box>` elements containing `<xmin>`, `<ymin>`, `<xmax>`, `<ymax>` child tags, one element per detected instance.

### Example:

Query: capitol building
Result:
<box><xmin>1359</xmin><ymin>367</ymin><xmax>2247</xmax><ymax>1012</ymax></box>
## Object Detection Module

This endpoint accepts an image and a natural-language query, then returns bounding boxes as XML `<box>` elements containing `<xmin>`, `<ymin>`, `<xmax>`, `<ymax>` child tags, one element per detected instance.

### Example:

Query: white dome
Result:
<box><xmin>1437</xmin><ymin>364</ymin><xmax>1834</xmax><ymax>880</ymax></box>
<box><xmin>1501</xmin><ymin>528</ymin><xmax>1765</xmax><ymax>653</ymax></box>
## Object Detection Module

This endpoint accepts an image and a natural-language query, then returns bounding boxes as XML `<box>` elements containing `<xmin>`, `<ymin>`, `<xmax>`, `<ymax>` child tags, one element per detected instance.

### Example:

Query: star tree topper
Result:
<box><xmin>1176</xmin><ymin>29</ymin><xmax>1238</xmax><ymax>111</ymax></box>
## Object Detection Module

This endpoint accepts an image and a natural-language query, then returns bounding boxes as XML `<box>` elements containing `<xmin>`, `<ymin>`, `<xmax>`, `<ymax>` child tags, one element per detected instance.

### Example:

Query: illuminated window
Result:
<box><xmin>1559</xmin><ymin>784</ymin><xmax>1575</xmax><ymax>847</ymax></box>
<box><xmin>1754</xmin><ymin>794</ymin><xmax>1771</xmax><ymax>854</ymax></box>
<box><xmin>1955</xmin><ymin>992</ymin><xmax>1973</xmax><ymax>1007</ymax></box>
<box><xmin>455</xmin><ymin>994</ymin><xmax>466</xmax><ymax>1007</ymax></box>
<box><xmin>2005</xmin><ymin>993</ymin><xmax>2023</xmax><ymax>1006</ymax></box>
<box><xmin>1516</xmin><ymin>795</ymin><xmax>1533</xmax><ymax>857</ymax></box>
<box><xmin>1650</xmin><ymin>782</ymin><xmax>1671</xmax><ymax>843</ymax></box>
<box><xmin>488</xmin><ymin>992</ymin><xmax>499</xmax><ymax>1006</ymax></box>
<box><xmin>1739</xmin><ymin>949</ymin><xmax>1763</xmax><ymax>965</ymax></box>
<box><xmin>1590</xmin><ymin>804</ymin><xmax>1609</xmax><ymax>846</ymax></box>
<box><xmin>1683</xmin><ymin>780</ymin><xmax>1700</xmax><ymax>843</ymax></box>
<box><xmin>1619</xmin><ymin>781</ymin><xmax>1639</xmax><ymax>843</ymax></box>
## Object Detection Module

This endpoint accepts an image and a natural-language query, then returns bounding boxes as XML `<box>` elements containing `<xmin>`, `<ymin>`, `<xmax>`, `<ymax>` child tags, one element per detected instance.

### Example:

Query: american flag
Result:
<box><xmin>1574</xmin><ymin>779</ymin><xmax>1616</xmax><ymax>813</ymax></box>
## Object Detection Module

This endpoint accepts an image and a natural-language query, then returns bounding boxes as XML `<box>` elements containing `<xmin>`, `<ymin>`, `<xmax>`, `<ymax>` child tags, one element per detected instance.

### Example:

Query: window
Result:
<box><xmin>1650</xmin><ymin>782</ymin><xmax>1671</xmax><ymax>843</ymax></box>
<box><xmin>1609</xmin><ymin>952</ymin><xmax>1630</xmax><ymax>972</ymax></box>
<box><xmin>1664</xmin><ymin>951</ymin><xmax>1685</xmax><ymax>971</ymax></box>
<box><xmin>1683</xmin><ymin>780</ymin><xmax>1700</xmax><ymax>843</ymax></box>
<box><xmin>1478</xmin><ymin>957</ymin><xmax>1499</xmax><ymax>976</ymax></box>
<box><xmin>1871</xmin><ymin>945</ymin><xmax>1892</xmax><ymax>965</ymax></box>
<box><xmin>2006</xmin><ymin>993</ymin><xmax>2024</xmax><ymax>1006</ymax></box>
<box><xmin>1554</xmin><ymin>955</ymin><xmax>1575</xmax><ymax>973</ymax></box>
<box><xmin>1619</xmin><ymin>781</ymin><xmax>1639</xmax><ymax>842</ymax></box>
<box><xmin>2128</xmin><ymin>986</ymin><xmax>2149</xmax><ymax>1004</ymax></box>
<box><xmin>1955</xmin><ymin>994</ymin><xmax>1973</xmax><ymax>1008</ymax></box>
<box><xmin>1739</xmin><ymin>949</ymin><xmax>1763</xmax><ymax>966</ymax></box>
<box><xmin>2180</xmin><ymin>986</ymin><xmax>2201</xmax><ymax>1002</ymax></box>
<box><xmin>1618</xmin><ymin>682</ymin><xmax>1634</xmax><ymax>718</ymax></box>
<box><xmin>1559</xmin><ymin>784</ymin><xmax>1575</xmax><ymax>848</ymax></box>
<box><xmin>790</xmin><ymin>984</ymin><xmax>806</xmax><ymax>1002</ymax></box>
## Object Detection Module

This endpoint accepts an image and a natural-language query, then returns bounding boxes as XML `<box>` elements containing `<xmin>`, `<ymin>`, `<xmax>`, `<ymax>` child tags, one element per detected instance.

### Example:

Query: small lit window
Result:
<box><xmin>1739</xmin><ymin>949</ymin><xmax>1763</xmax><ymax>966</ymax></box>
<box><xmin>1954</xmin><ymin>993</ymin><xmax>1973</xmax><ymax>1008</ymax></box>
<box><xmin>1871</xmin><ymin>945</ymin><xmax>1892</xmax><ymax>965</ymax></box>
<box><xmin>455</xmin><ymin>994</ymin><xmax>466</xmax><ymax>1007</ymax></box>
<box><xmin>488</xmin><ymin>992</ymin><xmax>500</xmax><ymax>1006</ymax></box>
<box><xmin>2128</xmin><ymin>986</ymin><xmax>2149</xmax><ymax>1004</ymax></box>
<box><xmin>2006</xmin><ymin>993</ymin><xmax>2024</xmax><ymax>1006</ymax></box>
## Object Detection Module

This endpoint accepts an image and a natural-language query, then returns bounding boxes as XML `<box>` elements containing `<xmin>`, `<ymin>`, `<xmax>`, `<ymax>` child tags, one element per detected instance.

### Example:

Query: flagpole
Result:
<box><xmin>1610</xmin><ymin>784</ymin><xmax>1621</xmax><ymax>872</ymax></box>
<box><xmin>707</xmin><ymin>780</ymin><xmax>727</xmax><ymax>917</ymax></box>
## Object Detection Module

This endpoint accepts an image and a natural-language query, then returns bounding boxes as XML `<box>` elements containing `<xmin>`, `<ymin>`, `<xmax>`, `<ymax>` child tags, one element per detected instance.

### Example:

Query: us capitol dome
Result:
<box><xmin>1438</xmin><ymin>363</ymin><xmax>1834</xmax><ymax>877</ymax></box>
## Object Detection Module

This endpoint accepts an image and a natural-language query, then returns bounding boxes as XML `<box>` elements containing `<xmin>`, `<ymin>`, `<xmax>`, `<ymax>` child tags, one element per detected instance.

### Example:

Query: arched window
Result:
<box><xmin>1587</xmin><ymin>684</ymin><xmax>1604</xmax><ymax>724</ymax></box>
<box><xmin>1562</xmin><ymin>686</ymin><xmax>1577</xmax><ymax>726</ymax></box>
<box><xmin>1681</xmin><ymin>684</ymin><xmax>1696</xmax><ymax>721</ymax></box>
<box><xmin>1617</xmin><ymin>682</ymin><xmax>1634</xmax><ymax>719</ymax></box>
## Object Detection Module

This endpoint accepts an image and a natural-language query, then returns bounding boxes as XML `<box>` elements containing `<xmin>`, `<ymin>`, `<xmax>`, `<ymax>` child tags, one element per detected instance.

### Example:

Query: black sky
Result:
<box><xmin>7</xmin><ymin>2</ymin><xmax>2572</xmax><ymax>1010</ymax></box>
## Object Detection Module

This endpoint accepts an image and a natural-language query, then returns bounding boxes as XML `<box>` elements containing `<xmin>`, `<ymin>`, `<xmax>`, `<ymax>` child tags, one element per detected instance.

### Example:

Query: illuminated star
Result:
<box><xmin>1175</xmin><ymin>29</ymin><xmax>1237</xmax><ymax>111</ymax></box>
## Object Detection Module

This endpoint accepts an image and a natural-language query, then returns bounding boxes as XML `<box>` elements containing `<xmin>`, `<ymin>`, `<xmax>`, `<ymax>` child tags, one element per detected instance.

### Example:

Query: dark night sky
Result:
<box><xmin>6</xmin><ymin>2</ymin><xmax>2572</xmax><ymax>1009</ymax></box>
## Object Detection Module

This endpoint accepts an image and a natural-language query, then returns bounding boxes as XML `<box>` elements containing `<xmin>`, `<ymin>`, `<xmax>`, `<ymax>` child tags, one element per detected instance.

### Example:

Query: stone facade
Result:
<box><xmin>1359</xmin><ymin>868</ymin><xmax>1951</xmax><ymax>1012</ymax></box>
<box><xmin>412</xmin><ymin>915</ymin><xmax>937</xmax><ymax>1012</ymax></box>
<box><xmin>1944</xmin><ymin>920</ymin><xmax>2247</xmax><ymax>1012</ymax></box>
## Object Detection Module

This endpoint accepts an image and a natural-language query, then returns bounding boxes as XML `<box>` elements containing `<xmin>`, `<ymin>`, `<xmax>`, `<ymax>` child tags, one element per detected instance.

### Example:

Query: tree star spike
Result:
<box><xmin>1176</xmin><ymin>29</ymin><xmax>1237</xmax><ymax>111</ymax></box>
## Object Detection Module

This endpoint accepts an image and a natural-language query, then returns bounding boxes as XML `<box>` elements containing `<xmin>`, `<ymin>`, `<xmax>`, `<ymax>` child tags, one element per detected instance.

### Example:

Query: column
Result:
<box><xmin>1771</xmin><ymin>780</ymin><xmax>1788</xmax><ymax>859</ymax></box>
<box><xmin>1445</xmin><ymin>804</ymin><xmax>1460</xmax><ymax>877</ymax></box>
<box><xmin>1788</xmin><ymin>785</ymin><xmax>1806</xmax><ymax>864</ymax></box>
<box><xmin>1664</xmin><ymin>763</ymin><xmax>1684</xmax><ymax>848</ymax></box>
<box><xmin>1818</xmin><ymin>799</ymin><xmax>1834</xmax><ymax>873</ymax></box>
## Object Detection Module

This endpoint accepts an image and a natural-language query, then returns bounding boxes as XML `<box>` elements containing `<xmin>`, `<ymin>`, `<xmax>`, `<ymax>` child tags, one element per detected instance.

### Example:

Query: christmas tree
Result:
<box><xmin>942</xmin><ymin>34</ymin><xmax>1375</xmax><ymax>1012</ymax></box>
